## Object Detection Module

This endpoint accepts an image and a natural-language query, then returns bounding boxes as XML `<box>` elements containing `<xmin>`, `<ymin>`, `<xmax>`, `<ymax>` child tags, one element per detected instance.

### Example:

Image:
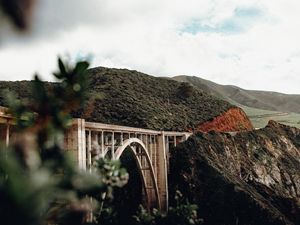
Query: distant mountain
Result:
<box><xmin>173</xmin><ymin>75</ymin><xmax>300</xmax><ymax>112</ymax></box>
<box><xmin>173</xmin><ymin>75</ymin><xmax>300</xmax><ymax>128</ymax></box>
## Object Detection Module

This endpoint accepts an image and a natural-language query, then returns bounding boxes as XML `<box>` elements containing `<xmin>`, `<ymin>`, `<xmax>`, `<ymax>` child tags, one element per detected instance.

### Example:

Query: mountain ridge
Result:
<box><xmin>173</xmin><ymin>75</ymin><xmax>300</xmax><ymax>128</ymax></box>
<box><xmin>173</xmin><ymin>75</ymin><xmax>300</xmax><ymax>112</ymax></box>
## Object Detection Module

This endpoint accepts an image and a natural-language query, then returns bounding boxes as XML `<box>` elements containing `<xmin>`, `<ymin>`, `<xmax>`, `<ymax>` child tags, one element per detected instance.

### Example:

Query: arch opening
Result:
<box><xmin>107</xmin><ymin>148</ymin><xmax>144</xmax><ymax>223</ymax></box>
<box><xmin>115</xmin><ymin>138</ymin><xmax>161</xmax><ymax>210</ymax></box>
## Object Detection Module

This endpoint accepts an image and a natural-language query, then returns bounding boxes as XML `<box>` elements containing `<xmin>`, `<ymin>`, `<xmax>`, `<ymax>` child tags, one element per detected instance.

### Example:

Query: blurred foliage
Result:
<box><xmin>94</xmin><ymin>150</ymin><xmax>144</xmax><ymax>225</ymax></box>
<box><xmin>0</xmin><ymin>58</ymin><xmax>128</xmax><ymax>225</ymax></box>
<box><xmin>0</xmin><ymin>0</ymin><xmax>35</xmax><ymax>30</ymax></box>
<box><xmin>133</xmin><ymin>191</ymin><xmax>203</xmax><ymax>225</ymax></box>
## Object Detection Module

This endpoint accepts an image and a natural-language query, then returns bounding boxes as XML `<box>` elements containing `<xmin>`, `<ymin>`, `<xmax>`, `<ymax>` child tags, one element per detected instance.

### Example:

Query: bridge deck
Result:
<box><xmin>85</xmin><ymin>121</ymin><xmax>191</xmax><ymax>137</ymax></box>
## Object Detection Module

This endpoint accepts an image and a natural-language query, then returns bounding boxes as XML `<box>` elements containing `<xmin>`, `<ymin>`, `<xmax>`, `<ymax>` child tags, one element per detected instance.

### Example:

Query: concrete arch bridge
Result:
<box><xmin>64</xmin><ymin>119</ymin><xmax>191</xmax><ymax>211</ymax></box>
<box><xmin>0</xmin><ymin>108</ymin><xmax>191</xmax><ymax>212</ymax></box>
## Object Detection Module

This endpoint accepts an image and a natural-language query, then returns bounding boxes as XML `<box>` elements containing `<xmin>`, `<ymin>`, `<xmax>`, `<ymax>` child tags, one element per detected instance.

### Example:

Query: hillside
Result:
<box><xmin>173</xmin><ymin>75</ymin><xmax>300</xmax><ymax>128</ymax></box>
<box><xmin>0</xmin><ymin>67</ymin><xmax>251</xmax><ymax>132</ymax></box>
<box><xmin>170</xmin><ymin>121</ymin><xmax>300</xmax><ymax>225</ymax></box>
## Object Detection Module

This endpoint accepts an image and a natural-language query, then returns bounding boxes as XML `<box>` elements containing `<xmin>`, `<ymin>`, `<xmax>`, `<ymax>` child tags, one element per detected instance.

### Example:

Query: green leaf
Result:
<box><xmin>58</xmin><ymin>58</ymin><xmax>67</xmax><ymax>75</ymax></box>
<box><xmin>73</xmin><ymin>61</ymin><xmax>89</xmax><ymax>75</ymax></box>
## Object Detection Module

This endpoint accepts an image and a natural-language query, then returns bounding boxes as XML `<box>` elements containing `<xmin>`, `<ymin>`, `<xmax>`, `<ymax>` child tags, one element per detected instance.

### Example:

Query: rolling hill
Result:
<box><xmin>1</xmin><ymin>69</ymin><xmax>299</xmax><ymax>130</ymax></box>
<box><xmin>0</xmin><ymin>67</ymin><xmax>246</xmax><ymax>132</ymax></box>
<box><xmin>173</xmin><ymin>75</ymin><xmax>300</xmax><ymax>128</ymax></box>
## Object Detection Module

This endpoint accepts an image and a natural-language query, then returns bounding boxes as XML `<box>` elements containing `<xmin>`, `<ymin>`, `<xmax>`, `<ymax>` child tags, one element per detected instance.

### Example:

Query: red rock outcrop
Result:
<box><xmin>197</xmin><ymin>107</ymin><xmax>253</xmax><ymax>132</ymax></box>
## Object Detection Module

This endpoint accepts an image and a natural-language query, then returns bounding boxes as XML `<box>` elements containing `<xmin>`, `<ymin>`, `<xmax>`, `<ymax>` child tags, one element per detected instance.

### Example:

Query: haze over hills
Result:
<box><xmin>173</xmin><ymin>75</ymin><xmax>300</xmax><ymax>128</ymax></box>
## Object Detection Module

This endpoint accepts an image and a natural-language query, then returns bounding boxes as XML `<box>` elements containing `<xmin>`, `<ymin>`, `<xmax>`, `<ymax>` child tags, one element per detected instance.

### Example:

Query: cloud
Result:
<box><xmin>180</xmin><ymin>5</ymin><xmax>265</xmax><ymax>35</ymax></box>
<box><xmin>0</xmin><ymin>0</ymin><xmax>300</xmax><ymax>94</ymax></box>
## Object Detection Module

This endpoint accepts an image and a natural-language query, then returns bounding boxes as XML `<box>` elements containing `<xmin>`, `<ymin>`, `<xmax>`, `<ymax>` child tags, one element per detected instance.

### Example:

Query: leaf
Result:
<box><xmin>58</xmin><ymin>58</ymin><xmax>67</xmax><ymax>75</ymax></box>
<box><xmin>73</xmin><ymin>61</ymin><xmax>89</xmax><ymax>75</ymax></box>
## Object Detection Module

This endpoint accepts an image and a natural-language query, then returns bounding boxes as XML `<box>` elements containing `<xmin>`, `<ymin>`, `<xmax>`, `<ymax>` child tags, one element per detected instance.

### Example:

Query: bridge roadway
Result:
<box><xmin>0</xmin><ymin>107</ymin><xmax>191</xmax><ymax>211</ymax></box>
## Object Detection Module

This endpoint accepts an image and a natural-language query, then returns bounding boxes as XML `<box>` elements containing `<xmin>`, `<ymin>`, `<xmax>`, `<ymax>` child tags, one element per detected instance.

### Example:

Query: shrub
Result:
<box><xmin>133</xmin><ymin>191</ymin><xmax>203</xmax><ymax>225</ymax></box>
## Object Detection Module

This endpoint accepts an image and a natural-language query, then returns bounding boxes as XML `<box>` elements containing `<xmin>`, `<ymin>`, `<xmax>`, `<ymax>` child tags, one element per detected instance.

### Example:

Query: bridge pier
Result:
<box><xmin>0</xmin><ymin>107</ymin><xmax>13</xmax><ymax>147</ymax></box>
<box><xmin>156</xmin><ymin>132</ymin><xmax>168</xmax><ymax>211</ymax></box>
<box><xmin>64</xmin><ymin>119</ymin><xmax>86</xmax><ymax>170</ymax></box>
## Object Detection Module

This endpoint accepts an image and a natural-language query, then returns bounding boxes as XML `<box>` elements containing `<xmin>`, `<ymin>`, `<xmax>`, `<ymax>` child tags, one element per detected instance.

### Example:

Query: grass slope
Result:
<box><xmin>82</xmin><ymin>67</ymin><xmax>233</xmax><ymax>131</ymax></box>
<box><xmin>0</xmin><ymin>67</ymin><xmax>233</xmax><ymax>131</ymax></box>
<box><xmin>174</xmin><ymin>75</ymin><xmax>300</xmax><ymax>128</ymax></box>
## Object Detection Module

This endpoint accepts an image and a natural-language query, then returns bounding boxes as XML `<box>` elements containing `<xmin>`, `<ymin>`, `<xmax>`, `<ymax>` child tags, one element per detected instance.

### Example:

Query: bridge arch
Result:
<box><xmin>114</xmin><ymin>138</ymin><xmax>161</xmax><ymax>210</ymax></box>
<box><xmin>61</xmin><ymin>119</ymin><xmax>192</xmax><ymax>211</ymax></box>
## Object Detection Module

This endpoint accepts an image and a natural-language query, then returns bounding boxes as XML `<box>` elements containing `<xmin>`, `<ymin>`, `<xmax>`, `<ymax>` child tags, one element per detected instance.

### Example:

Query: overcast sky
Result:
<box><xmin>0</xmin><ymin>0</ymin><xmax>300</xmax><ymax>94</ymax></box>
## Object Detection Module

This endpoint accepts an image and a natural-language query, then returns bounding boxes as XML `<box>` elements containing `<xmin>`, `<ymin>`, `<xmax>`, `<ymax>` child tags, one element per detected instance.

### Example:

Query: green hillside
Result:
<box><xmin>0</xmin><ymin>67</ymin><xmax>233</xmax><ymax>131</ymax></box>
<box><xmin>173</xmin><ymin>75</ymin><xmax>300</xmax><ymax>112</ymax></box>
<box><xmin>174</xmin><ymin>75</ymin><xmax>300</xmax><ymax>128</ymax></box>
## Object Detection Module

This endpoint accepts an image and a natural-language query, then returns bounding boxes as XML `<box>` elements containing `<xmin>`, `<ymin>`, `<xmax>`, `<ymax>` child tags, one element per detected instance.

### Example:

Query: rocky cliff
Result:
<box><xmin>196</xmin><ymin>107</ymin><xmax>253</xmax><ymax>132</ymax></box>
<box><xmin>170</xmin><ymin>121</ymin><xmax>300</xmax><ymax>225</ymax></box>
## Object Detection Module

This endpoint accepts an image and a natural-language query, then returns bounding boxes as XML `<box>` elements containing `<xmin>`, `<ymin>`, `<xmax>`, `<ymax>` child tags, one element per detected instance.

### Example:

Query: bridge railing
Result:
<box><xmin>0</xmin><ymin>107</ymin><xmax>14</xmax><ymax>146</ymax></box>
<box><xmin>83</xmin><ymin>121</ymin><xmax>191</xmax><ymax>171</ymax></box>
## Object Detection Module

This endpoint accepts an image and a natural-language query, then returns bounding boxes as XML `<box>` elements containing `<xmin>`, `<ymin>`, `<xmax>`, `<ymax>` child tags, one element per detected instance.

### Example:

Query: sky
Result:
<box><xmin>0</xmin><ymin>0</ymin><xmax>300</xmax><ymax>94</ymax></box>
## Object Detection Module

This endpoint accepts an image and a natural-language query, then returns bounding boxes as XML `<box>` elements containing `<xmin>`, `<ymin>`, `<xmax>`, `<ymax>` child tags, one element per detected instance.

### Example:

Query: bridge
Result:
<box><xmin>0</xmin><ymin>107</ymin><xmax>192</xmax><ymax>211</ymax></box>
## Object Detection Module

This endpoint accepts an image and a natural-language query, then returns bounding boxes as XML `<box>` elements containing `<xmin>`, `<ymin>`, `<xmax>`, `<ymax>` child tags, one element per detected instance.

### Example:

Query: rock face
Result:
<box><xmin>197</xmin><ymin>107</ymin><xmax>254</xmax><ymax>132</ymax></box>
<box><xmin>170</xmin><ymin>121</ymin><xmax>300</xmax><ymax>225</ymax></box>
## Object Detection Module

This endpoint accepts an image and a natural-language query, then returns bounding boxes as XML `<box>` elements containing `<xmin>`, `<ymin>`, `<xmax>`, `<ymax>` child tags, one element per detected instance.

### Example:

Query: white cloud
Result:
<box><xmin>0</xmin><ymin>0</ymin><xmax>300</xmax><ymax>94</ymax></box>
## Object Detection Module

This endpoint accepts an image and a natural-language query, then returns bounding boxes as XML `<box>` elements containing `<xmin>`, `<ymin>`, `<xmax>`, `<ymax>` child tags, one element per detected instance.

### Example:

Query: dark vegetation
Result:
<box><xmin>84</xmin><ymin>67</ymin><xmax>232</xmax><ymax>131</ymax></box>
<box><xmin>169</xmin><ymin>121</ymin><xmax>300</xmax><ymax>225</ymax></box>
<box><xmin>133</xmin><ymin>191</ymin><xmax>203</xmax><ymax>225</ymax></box>
<box><xmin>0</xmin><ymin>67</ymin><xmax>233</xmax><ymax>131</ymax></box>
